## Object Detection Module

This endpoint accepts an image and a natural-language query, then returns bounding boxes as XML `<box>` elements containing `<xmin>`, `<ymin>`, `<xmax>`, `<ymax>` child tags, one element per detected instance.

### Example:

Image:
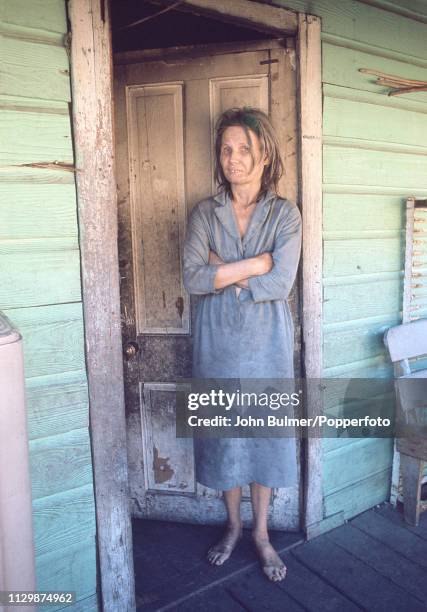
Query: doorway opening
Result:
<box><xmin>110</xmin><ymin>0</ymin><xmax>303</xmax><ymax>534</ymax></box>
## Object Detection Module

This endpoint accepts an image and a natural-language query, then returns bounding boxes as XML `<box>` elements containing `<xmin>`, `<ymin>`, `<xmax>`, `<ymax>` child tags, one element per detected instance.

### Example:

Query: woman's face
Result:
<box><xmin>220</xmin><ymin>125</ymin><xmax>268</xmax><ymax>190</ymax></box>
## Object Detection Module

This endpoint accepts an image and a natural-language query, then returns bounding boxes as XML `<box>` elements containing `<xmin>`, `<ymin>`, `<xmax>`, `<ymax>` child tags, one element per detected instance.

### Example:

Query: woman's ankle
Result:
<box><xmin>252</xmin><ymin>527</ymin><xmax>269</xmax><ymax>541</ymax></box>
<box><xmin>227</xmin><ymin>519</ymin><xmax>242</xmax><ymax>531</ymax></box>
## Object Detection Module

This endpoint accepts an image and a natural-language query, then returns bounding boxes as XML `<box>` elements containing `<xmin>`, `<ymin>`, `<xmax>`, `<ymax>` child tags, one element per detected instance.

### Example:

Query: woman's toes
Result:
<box><xmin>207</xmin><ymin>527</ymin><xmax>242</xmax><ymax>566</ymax></box>
<box><xmin>253</xmin><ymin>536</ymin><xmax>287</xmax><ymax>581</ymax></box>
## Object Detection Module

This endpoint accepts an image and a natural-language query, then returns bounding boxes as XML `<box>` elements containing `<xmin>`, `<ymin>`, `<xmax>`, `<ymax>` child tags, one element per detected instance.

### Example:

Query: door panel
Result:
<box><xmin>141</xmin><ymin>383</ymin><xmax>195</xmax><ymax>493</ymax></box>
<box><xmin>127</xmin><ymin>83</ymin><xmax>188</xmax><ymax>334</ymax></box>
<box><xmin>114</xmin><ymin>41</ymin><xmax>301</xmax><ymax>529</ymax></box>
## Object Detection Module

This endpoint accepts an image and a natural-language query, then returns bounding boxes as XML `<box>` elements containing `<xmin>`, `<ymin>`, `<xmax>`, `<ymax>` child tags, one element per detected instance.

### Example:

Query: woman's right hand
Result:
<box><xmin>254</xmin><ymin>252</ymin><xmax>273</xmax><ymax>275</ymax></box>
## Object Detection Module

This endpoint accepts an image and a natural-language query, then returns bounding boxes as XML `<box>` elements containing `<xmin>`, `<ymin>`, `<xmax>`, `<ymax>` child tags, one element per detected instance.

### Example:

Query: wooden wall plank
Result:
<box><xmin>321</xmin><ymin>375</ymin><xmax>394</xmax><ymax>409</ymax></box>
<box><xmin>324</xmin><ymin>358</ymin><xmax>394</xmax><ymax>378</ymax></box>
<box><xmin>324</xmin><ymin>95</ymin><xmax>427</xmax><ymax>147</ymax></box>
<box><xmin>324</xmin><ymin>393</ymin><xmax>396</xmax><ymax>427</ymax></box>
<box><xmin>324</xmin><ymin>468</ymin><xmax>392</xmax><ymax>520</ymax></box>
<box><xmin>324</xmin><ymin>317</ymin><xmax>401</xmax><ymax>368</ymax></box>
<box><xmin>322</xmin><ymin>42</ymin><xmax>427</xmax><ymax>102</ymax></box>
<box><xmin>59</xmin><ymin>593</ymin><xmax>99</xmax><ymax>612</ymax></box>
<box><xmin>0</xmin><ymin>0</ymin><xmax>67</xmax><ymax>33</ymax></box>
<box><xmin>323</xmin><ymin>82</ymin><xmax>427</xmax><ymax>113</ymax></box>
<box><xmin>0</xmin><ymin>94</ymin><xmax>69</xmax><ymax>113</ymax></box>
<box><xmin>5</xmin><ymin>302</ymin><xmax>84</xmax><ymax>327</ymax></box>
<box><xmin>0</xmin><ymin>37</ymin><xmax>70</xmax><ymax>100</ymax></box>
<box><xmin>0</xmin><ymin>166</ymin><xmax>75</xmax><ymax>184</ymax></box>
<box><xmin>8</xmin><ymin>312</ymin><xmax>85</xmax><ymax>380</ymax></box>
<box><xmin>323</xmin><ymin>194</ymin><xmax>404</xmax><ymax>232</ymax></box>
<box><xmin>0</xmin><ymin>237</ymin><xmax>78</xmax><ymax>255</ymax></box>
<box><xmin>324</xmin><ymin>146</ymin><xmax>427</xmax><ymax>189</ymax></box>
<box><xmin>33</xmin><ymin>484</ymin><xmax>96</xmax><ymax>557</ymax></box>
<box><xmin>273</xmin><ymin>0</ymin><xmax>427</xmax><ymax>59</ymax></box>
<box><xmin>29</xmin><ymin>428</ymin><xmax>93</xmax><ymax>500</ymax></box>
<box><xmin>26</xmin><ymin>380</ymin><xmax>89</xmax><ymax>441</ymax></box>
<box><xmin>36</xmin><ymin>537</ymin><xmax>97</xmax><ymax>612</ymax></box>
<box><xmin>323</xmin><ymin>438</ymin><xmax>393</xmax><ymax>495</ymax></box>
<box><xmin>0</xmin><ymin>109</ymin><xmax>73</xmax><ymax>164</ymax></box>
<box><xmin>0</xmin><ymin>251</ymin><xmax>82</xmax><ymax>308</ymax></box>
<box><xmin>324</xmin><ymin>238</ymin><xmax>404</xmax><ymax>276</ymax></box>
<box><xmin>0</xmin><ymin>184</ymin><xmax>78</xmax><ymax>239</ymax></box>
<box><xmin>363</xmin><ymin>0</ymin><xmax>427</xmax><ymax>22</ymax></box>
<box><xmin>324</xmin><ymin>278</ymin><xmax>402</xmax><ymax>324</ymax></box>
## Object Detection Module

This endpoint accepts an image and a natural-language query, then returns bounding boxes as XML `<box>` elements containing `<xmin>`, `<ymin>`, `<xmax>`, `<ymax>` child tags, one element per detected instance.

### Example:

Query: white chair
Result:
<box><xmin>384</xmin><ymin>319</ymin><xmax>427</xmax><ymax>526</ymax></box>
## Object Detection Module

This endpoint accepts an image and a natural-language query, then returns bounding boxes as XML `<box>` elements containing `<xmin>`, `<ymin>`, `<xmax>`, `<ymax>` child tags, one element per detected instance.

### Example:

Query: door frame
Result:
<box><xmin>67</xmin><ymin>1</ymin><xmax>323</xmax><ymax>609</ymax></box>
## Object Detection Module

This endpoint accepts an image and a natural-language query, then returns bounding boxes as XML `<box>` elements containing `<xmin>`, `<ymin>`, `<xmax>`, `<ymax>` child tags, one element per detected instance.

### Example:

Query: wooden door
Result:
<box><xmin>114</xmin><ymin>40</ymin><xmax>301</xmax><ymax>530</ymax></box>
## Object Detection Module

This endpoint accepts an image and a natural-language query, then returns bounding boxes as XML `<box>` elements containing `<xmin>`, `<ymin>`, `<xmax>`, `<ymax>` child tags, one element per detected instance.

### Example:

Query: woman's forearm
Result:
<box><xmin>213</xmin><ymin>254</ymin><xmax>272</xmax><ymax>290</ymax></box>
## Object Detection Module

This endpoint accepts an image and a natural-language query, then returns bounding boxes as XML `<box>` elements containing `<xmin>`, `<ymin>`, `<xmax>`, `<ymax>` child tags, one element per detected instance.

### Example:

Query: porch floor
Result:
<box><xmin>132</xmin><ymin>502</ymin><xmax>427</xmax><ymax>611</ymax></box>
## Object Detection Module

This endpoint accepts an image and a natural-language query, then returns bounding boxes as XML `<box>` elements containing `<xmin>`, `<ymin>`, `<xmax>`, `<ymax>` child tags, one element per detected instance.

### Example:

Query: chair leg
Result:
<box><xmin>400</xmin><ymin>453</ymin><xmax>423</xmax><ymax>526</ymax></box>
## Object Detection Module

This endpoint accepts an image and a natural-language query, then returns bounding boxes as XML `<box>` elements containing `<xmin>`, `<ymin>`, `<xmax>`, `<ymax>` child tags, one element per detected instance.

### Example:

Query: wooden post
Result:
<box><xmin>297</xmin><ymin>13</ymin><xmax>324</xmax><ymax>538</ymax></box>
<box><xmin>68</xmin><ymin>0</ymin><xmax>136</xmax><ymax>609</ymax></box>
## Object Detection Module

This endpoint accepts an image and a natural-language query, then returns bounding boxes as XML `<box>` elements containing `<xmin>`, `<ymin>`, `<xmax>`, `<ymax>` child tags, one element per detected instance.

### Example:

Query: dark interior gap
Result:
<box><xmin>111</xmin><ymin>0</ymin><xmax>276</xmax><ymax>52</ymax></box>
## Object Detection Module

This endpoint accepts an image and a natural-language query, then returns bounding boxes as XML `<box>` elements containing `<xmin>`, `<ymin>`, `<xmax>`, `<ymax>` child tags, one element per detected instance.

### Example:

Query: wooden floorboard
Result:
<box><xmin>133</xmin><ymin>503</ymin><xmax>427</xmax><ymax>611</ymax></box>
<box><xmin>327</xmin><ymin>523</ymin><xmax>427</xmax><ymax>604</ymax></box>
<box><xmin>225</xmin><ymin>570</ymin><xmax>305</xmax><ymax>611</ymax></box>
<box><xmin>291</xmin><ymin>534</ymin><xmax>426</xmax><ymax>611</ymax></box>
<box><xmin>351</xmin><ymin>510</ymin><xmax>427</xmax><ymax>569</ymax></box>
<box><xmin>375</xmin><ymin>502</ymin><xmax>427</xmax><ymax>541</ymax></box>
<box><xmin>175</xmin><ymin>586</ymin><xmax>245</xmax><ymax>611</ymax></box>
<box><xmin>275</xmin><ymin>552</ymin><xmax>361</xmax><ymax>612</ymax></box>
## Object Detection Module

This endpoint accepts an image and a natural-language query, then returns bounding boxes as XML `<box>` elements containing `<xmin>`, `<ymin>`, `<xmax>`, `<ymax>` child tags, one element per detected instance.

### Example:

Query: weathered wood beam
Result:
<box><xmin>150</xmin><ymin>0</ymin><xmax>298</xmax><ymax>35</ymax></box>
<box><xmin>68</xmin><ymin>0</ymin><xmax>136</xmax><ymax>609</ymax></box>
<box><xmin>297</xmin><ymin>13</ymin><xmax>324</xmax><ymax>538</ymax></box>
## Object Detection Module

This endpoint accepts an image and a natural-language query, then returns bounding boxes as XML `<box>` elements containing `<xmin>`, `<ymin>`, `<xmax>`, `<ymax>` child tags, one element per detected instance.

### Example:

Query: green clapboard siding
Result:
<box><xmin>272</xmin><ymin>0</ymin><xmax>427</xmax><ymax>59</ymax></box>
<box><xmin>36</xmin><ymin>536</ymin><xmax>97</xmax><ymax>612</ymax></box>
<box><xmin>29</xmin><ymin>428</ymin><xmax>94</xmax><ymax>500</ymax></box>
<box><xmin>273</xmin><ymin>0</ymin><xmax>427</xmax><ymax>524</ymax></box>
<box><xmin>0</xmin><ymin>109</ymin><xmax>73</xmax><ymax>164</ymax></box>
<box><xmin>0</xmin><ymin>0</ymin><xmax>96</xmax><ymax>607</ymax></box>
<box><xmin>26</xmin><ymin>380</ymin><xmax>89</xmax><ymax>441</ymax></box>
<box><xmin>0</xmin><ymin>0</ymin><xmax>68</xmax><ymax>33</ymax></box>
<box><xmin>0</xmin><ymin>183</ymin><xmax>79</xmax><ymax>239</ymax></box>
<box><xmin>4</xmin><ymin>304</ymin><xmax>86</xmax><ymax>378</ymax></box>
<box><xmin>0</xmin><ymin>36</ymin><xmax>71</xmax><ymax>101</ymax></box>
<box><xmin>32</xmin><ymin>484</ymin><xmax>96</xmax><ymax>557</ymax></box>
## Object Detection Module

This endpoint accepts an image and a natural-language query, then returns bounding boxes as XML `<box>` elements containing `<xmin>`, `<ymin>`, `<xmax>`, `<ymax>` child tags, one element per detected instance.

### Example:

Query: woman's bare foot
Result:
<box><xmin>207</xmin><ymin>523</ymin><xmax>242</xmax><ymax>565</ymax></box>
<box><xmin>252</xmin><ymin>532</ymin><xmax>287</xmax><ymax>581</ymax></box>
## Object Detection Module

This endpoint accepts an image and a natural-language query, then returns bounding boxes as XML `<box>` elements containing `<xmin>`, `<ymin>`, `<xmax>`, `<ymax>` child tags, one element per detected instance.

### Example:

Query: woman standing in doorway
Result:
<box><xmin>183</xmin><ymin>108</ymin><xmax>302</xmax><ymax>582</ymax></box>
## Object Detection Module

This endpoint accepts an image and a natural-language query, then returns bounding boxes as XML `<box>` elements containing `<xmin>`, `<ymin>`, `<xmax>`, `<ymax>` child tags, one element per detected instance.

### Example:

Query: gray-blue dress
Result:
<box><xmin>183</xmin><ymin>189</ymin><xmax>302</xmax><ymax>490</ymax></box>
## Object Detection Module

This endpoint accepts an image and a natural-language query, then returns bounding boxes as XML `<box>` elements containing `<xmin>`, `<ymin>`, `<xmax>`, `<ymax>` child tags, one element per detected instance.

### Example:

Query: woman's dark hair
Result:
<box><xmin>214</xmin><ymin>107</ymin><xmax>284</xmax><ymax>198</ymax></box>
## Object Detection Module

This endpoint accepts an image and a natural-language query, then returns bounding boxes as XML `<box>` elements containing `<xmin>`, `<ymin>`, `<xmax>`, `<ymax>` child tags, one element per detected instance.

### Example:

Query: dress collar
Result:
<box><xmin>213</xmin><ymin>189</ymin><xmax>276</xmax><ymax>243</ymax></box>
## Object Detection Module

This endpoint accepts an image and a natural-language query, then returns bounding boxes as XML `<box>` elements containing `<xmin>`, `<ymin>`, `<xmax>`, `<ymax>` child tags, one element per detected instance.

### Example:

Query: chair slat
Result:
<box><xmin>384</xmin><ymin>319</ymin><xmax>427</xmax><ymax>362</ymax></box>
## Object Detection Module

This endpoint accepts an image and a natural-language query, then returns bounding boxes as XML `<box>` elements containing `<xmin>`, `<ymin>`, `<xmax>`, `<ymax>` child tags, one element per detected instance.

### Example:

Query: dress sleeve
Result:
<box><xmin>248</xmin><ymin>203</ymin><xmax>302</xmax><ymax>303</ymax></box>
<box><xmin>182</xmin><ymin>205</ymin><xmax>222</xmax><ymax>296</ymax></box>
